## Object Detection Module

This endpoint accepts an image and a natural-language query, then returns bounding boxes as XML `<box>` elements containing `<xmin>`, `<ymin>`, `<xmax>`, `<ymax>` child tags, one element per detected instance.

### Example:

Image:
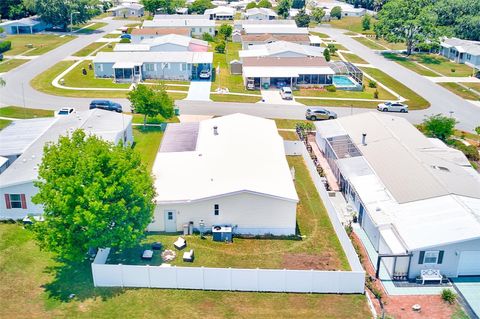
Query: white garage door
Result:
<box><xmin>458</xmin><ymin>251</ymin><xmax>480</xmax><ymax>276</ymax></box>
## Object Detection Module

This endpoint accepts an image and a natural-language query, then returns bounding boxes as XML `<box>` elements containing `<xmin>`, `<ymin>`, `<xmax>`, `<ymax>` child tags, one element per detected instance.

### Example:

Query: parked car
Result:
<box><xmin>280</xmin><ymin>87</ymin><xmax>293</xmax><ymax>100</ymax></box>
<box><xmin>377</xmin><ymin>101</ymin><xmax>408</xmax><ymax>113</ymax></box>
<box><xmin>199</xmin><ymin>69</ymin><xmax>211</xmax><ymax>79</ymax></box>
<box><xmin>275</xmin><ymin>80</ymin><xmax>287</xmax><ymax>88</ymax></box>
<box><xmin>89</xmin><ymin>100</ymin><xmax>122</xmax><ymax>112</ymax></box>
<box><xmin>120</xmin><ymin>34</ymin><xmax>131</xmax><ymax>39</ymax></box>
<box><xmin>56</xmin><ymin>107</ymin><xmax>75</xmax><ymax>116</ymax></box>
<box><xmin>305</xmin><ymin>107</ymin><xmax>337</xmax><ymax>121</ymax></box>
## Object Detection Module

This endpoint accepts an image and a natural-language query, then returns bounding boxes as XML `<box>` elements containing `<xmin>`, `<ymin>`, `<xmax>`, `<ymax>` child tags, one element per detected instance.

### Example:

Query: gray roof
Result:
<box><xmin>93</xmin><ymin>51</ymin><xmax>213</xmax><ymax>64</ymax></box>
<box><xmin>0</xmin><ymin>109</ymin><xmax>132</xmax><ymax>188</ymax></box>
<box><xmin>441</xmin><ymin>37</ymin><xmax>480</xmax><ymax>55</ymax></box>
<box><xmin>0</xmin><ymin>117</ymin><xmax>56</xmax><ymax>157</ymax></box>
<box><xmin>0</xmin><ymin>16</ymin><xmax>43</xmax><ymax>27</ymax></box>
<box><xmin>160</xmin><ymin>122</ymin><xmax>199</xmax><ymax>152</ymax></box>
<box><xmin>336</xmin><ymin>112</ymin><xmax>480</xmax><ymax>203</ymax></box>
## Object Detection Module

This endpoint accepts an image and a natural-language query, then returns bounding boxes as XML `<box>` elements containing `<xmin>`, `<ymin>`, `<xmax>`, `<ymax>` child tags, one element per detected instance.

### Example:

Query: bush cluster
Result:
<box><xmin>0</xmin><ymin>41</ymin><xmax>12</xmax><ymax>53</ymax></box>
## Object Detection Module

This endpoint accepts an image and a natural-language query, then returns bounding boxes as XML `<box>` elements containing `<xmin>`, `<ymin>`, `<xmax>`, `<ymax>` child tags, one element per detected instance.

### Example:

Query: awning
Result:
<box><xmin>112</xmin><ymin>62</ymin><xmax>141</xmax><ymax>69</ymax></box>
<box><xmin>243</xmin><ymin>66</ymin><xmax>334</xmax><ymax>78</ymax></box>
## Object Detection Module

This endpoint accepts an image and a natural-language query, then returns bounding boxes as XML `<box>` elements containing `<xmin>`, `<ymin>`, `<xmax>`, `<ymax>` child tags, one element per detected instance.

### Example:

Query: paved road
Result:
<box><xmin>0</xmin><ymin>19</ymin><xmax>128</xmax><ymax>109</ymax></box>
<box><xmin>314</xmin><ymin>26</ymin><xmax>480</xmax><ymax>131</ymax></box>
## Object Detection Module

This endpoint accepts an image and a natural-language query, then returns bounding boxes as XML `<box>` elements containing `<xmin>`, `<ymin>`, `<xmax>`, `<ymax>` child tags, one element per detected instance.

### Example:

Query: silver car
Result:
<box><xmin>377</xmin><ymin>101</ymin><xmax>408</xmax><ymax>113</ymax></box>
<box><xmin>305</xmin><ymin>108</ymin><xmax>337</xmax><ymax>121</ymax></box>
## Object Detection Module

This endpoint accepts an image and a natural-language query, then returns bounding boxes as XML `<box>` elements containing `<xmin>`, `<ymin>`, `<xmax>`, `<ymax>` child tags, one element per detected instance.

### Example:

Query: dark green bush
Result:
<box><xmin>0</xmin><ymin>40</ymin><xmax>12</xmax><ymax>53</ymax></box>
<box><xmin>441</xmin><ymin>289</ymin><xmax>456</xmax><ymax>304</ymax></box>
<box><xmin>325</xmin><ymin>84</ymin><xmax>336</xmax><ymax>92</ymax></box>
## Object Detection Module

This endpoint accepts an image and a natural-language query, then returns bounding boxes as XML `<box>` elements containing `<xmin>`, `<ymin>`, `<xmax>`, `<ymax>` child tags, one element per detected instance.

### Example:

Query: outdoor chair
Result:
<box><xmin>420</xmin><ymin>269</ymin><xmax>442</xmax><ymax>284</ymax></box>
<box><xmin>152</xmin><ymin>242</ymin><xmax>162</xmax><ymax>250</ymax></box>
<box><xmin>183</xmin><ymin>249</ymin><xmax>194</xmax><ymax>262</ymax></box>
<box><xmin>174</xmin><ymin>237</ymin><xmax>187</xmax><ymax>250</ymax></box>
<box><xmin>141</xmin><ymin>249</ymin><xmax>153</xmax><ymax>260</ymax></box>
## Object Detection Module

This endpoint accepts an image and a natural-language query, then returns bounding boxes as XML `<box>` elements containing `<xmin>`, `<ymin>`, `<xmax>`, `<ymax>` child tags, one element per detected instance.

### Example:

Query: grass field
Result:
<box><xmin>0</xmin><ymin>222</ymin><xmax>371</xmax><ymax>319</ymax></box>
<box><xmin>73</xmin><ymin>22</ymin><xmax>107</xmax><ymax>34</ymax></box>
<box><xmin>0</xmin><ymin>58</ymin><xmax>28</xmax><ymax>72</ymax></box>
<box><xmin>439</xmin><ymin>83</ymin><xmax>480</xmax><ymax>101</ymax></box>
<box><xmin>278</xmin><ymin>130</ymin><xmax>298</xmax><ymax>140</ymax></box>
<box><xmin>62</xmin><ymin>61</ymin><xmax>131</xmax><ymax>89</ymax></box>
<box><xmin>297</xmin><ymin>85</ymin><xmax>395</xmax><ymax>100</ymax></box>
<box><xmin>327</xmin><ymin>17</ymin><xmax>371</xmax><ymax>33</ymax></box>
<box><xmin>72</xmin><ymin>42</ymin><xmax>106</xmax><ymax>57</ymax></box>
<box><xmin>341</xmin><ymin>52</ymin><xmax>367</xmax><ymax>64</ymax></box>
<box><xmin>274</xmin><ymin>119</ymin><xmax>310</xmax><ymax>129</ymax></box>
<box><xmin>360</xmin><ymin>67</ymin><xmax>430</xmax><ymax>109</ymax></box>
<box><xmin>132</xmin><ymin>126</ymin><xmax>164</xmax><ymax>171</ymax></box>
<box><xmin>210</xmin><ymin>94</ymin><xmax>262</xmax><ymax>103</ymax></box>
<box><xmin>0</xmin><ymin>106</ymin><xmax>54</xmax><ymax>118</ymax></box>
<box><xmin>297</xmin><ymin>98</ymin><xmax>378</xmax><ymax>108</ymax></box>
<box><xmin>382</xmin><ymin>53</ymin><xmax>439</xmax><ymax>77</ymax></box>
<box><xmin>352</xmin><ymin>36</ymin><xmax>386</xmax><ymax>50</ymax></box>
<box><xmin>108</xmin><ymin>155</ymin><xmax>350</xmax><ymax>271</ymax></box>
<box><xmin>0</xmin><ymin>119</ymin><xmax>12</xmax><ymax>130</ymax></box>
<box><xmin>5</xmin><ymin>34</ymin><xmax>75</xmax><ymax>56</ymax></box>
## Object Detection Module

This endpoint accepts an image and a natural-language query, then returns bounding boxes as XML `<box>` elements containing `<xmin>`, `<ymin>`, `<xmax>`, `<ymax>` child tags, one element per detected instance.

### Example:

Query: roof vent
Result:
<box><xmin>431</xmin><ymin>165</ymin><xmax>450</xmax><ymax>172</ymax></box>
<box><xmin>213</xmin><ymin>126</ymin><xmax>218</xmax><ymax>136</ymax></box>
<box><xmin>361</xmin><ymin>133</ymin><xmax>367</xmax><ymax>146</ymax></box>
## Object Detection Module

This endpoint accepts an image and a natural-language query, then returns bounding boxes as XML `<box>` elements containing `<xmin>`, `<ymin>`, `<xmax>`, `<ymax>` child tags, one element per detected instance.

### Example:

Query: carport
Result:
<box><xmin>243</xmin><ymin>67</ymin><xmax>299</xmax><ymax>89</ymax></box>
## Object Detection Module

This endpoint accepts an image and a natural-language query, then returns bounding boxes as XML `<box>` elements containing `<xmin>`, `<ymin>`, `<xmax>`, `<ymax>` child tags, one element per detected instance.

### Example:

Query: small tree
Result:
<box><xmin>327</xmin><ymin>43</ymin><xmax>337</xmax><ymax>55</ymax></box>
<box><xmin>257</xmin><ymin>0</ymin><xmax>272</xmax><ymax>8</ymax></box>
<box><xmin>294</xmin><ymin>9</ymin><xmax>310</xmax><ymax>27</ymax></box>
<box><xmin>276</xmin><ymin>0</ymin><xmax>291</xmax><ymax>19</ymax></box>
<box><xmin>291</xmin><ymin>0</ymin><xmax>305</xmax><ymax>9</ymax></box>
<box><xmin>323</xmin><ymin>48</ymin><xmax>331</xmax><ymax>61</ymax></box>
<box><xmin>246</xmin><ymin>1</ymin><xmax>257</xmax><ymax>9</ymax></box>
<box><xmin>32</xmin><ymin>130</ymin><xmax>155</xmax><ymax>261</ymax></box>
<box><xmin>215</xmin><ymin>41</ymin><xmax>226</xmax><ymax>53</ymax></box>
<box><xmin>362</xmin><ymin>14</ymin><xmax>371</xmax><ymax>31</ymax></box>
<box><xmin>202</xmin><ymin>32</ymin><xmax>214</xmax><ymax>42</ymax></box>
<box><xmin>330</xmin><ymin>6</ymin><xmax>342</xmax><ymax>20</ymax></box>
<box><xmin>422</xmin><ymin>114</ymin><xmax>457</xmax><ymax>141</ymax></box>
<box><xmin>441</xmin><ymin>289</ymin><xmax>456</xmax><ymax>304</ymax></box>
<box><xmin>128</xmin><ymin>84</ymin><xmax>174</xmax><ymax>128</ymax></box>
<box><xmin>218</xmin><ymin>23</ymin><xmax>233</xmax><ymax>40</ymax></box>
<box><xmin>188</xmin><ymin>0</ymin><xmax>213</xmax><ymax>14</ymax></box>
<box><xmin>311</xmin><ymin>7</ymin><xmax>325</xmax><ymax>23</ymax></box>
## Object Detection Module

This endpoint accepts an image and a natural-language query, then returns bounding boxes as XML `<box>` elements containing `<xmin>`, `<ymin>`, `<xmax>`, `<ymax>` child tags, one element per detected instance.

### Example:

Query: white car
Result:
<box><xmin>199</xmin><ymin>69</ymin><xmax>211</xmax><ymax>79</ymax></box>
<box><xmin>280</xmin><ymin>87</ymin><xmax>293</xmax><ymax>100</ymax></box>
<box><xmin>56</xmin><ymin>107</ymin><xmax>75</xmax><ymax>116</ymax></box>
<box><xmin>377</xmin><ymin>102</ymin><xmax>408</xmax><ymax>113</ymax></box>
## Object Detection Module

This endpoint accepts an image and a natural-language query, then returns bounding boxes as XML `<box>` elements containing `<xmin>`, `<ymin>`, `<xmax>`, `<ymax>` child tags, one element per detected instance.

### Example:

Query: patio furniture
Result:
<box><xmin>183</xmin><ymin>249</ymin><xmax>195</xmax><ymax>262</ymax></box>
<box><xmin>420</xmin><ymin>269</ymin><xmax>442</xmax><ymax>284</ymax></box>
<box><xmin>142</xmin><ymin>249</ymin><xmax>153</xmax><ymax>260</ymax></box>
<box><xmin>174</xmin><ymin>237</ymin><xmax>187</xmax><ymax>250</ymax></box>
<box><xmin>152</xmin><ymin>242</ymin><xmax>162</xmax><ymax>250</ymax></box>
<box><xmin>161</xmin><ymin>249</ymin><xmax>176</xmax><ymax>262</ymax></box>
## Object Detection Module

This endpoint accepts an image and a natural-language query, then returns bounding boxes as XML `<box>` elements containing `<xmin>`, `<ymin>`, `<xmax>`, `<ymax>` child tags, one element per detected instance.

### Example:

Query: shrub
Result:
<box><xmin>374</xmin><ymin>90</ymin><xmax>379</xmax><ymax>99</ymax></box>
<box><xmin>325</xmin><ymin>85</ymin><xmax>336</xmax><ymax>92</ymax></box>
<box><xmin>447</xmin><ymin>139</ymin><xmax>480</xmax><ymax>161</ymax></box>
<box><xmin>202</xmin><ymin>32</ymin><xmax>214</xmax><ymax>42</ymax></box>
<box><xmin>327</xmin><ymin>43</ymin><xmax>337</xmax><ymax>54</ymax></box>
<box><xmin>119</xmin><ymin>38</ymin><xmax>131</xmax><ymax>43</ymax></box>
<box><xmin>451</xmin><ymin>68</ymin><xmax>456</xmax><ymax>73</ymax></box>
<box><xmin>441</xmin><ymin>289</ymin><xmax>456</xmax><ymax>304</ymax></box>
<box><xmin>330</xmin><ymin>6</ymin><xmax>342</xmax><ymax>20</ymax></box>
<box><xmin>323</xmin><ymin>48</ymin><xmax>331</xmax><ymax>61</ymax></box>
<box><xmin>362</xmin><ymin>15</ymin><xmax>371</xmax><ymax>31</ymax></box>
<box><xmin>0</xmin><ymin>40</ymin><xmax>12</xmax><ymax>53</ymax></box>
<box><xmin>215</xmin><ymin>41</ymin><xmax>226</xmax><ymax>53</ymax></box>
<box><xmin>368</xmin><ymin>80</ymin><xmax>377</xmax><ymax>88</ymax></box>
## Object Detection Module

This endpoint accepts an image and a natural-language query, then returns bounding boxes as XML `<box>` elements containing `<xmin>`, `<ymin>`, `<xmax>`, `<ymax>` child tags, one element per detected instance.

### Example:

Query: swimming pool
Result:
<box><xmin>332</xmin><ymin>75</ymin><xmax>357</xmax><ymax>87</ymax></box>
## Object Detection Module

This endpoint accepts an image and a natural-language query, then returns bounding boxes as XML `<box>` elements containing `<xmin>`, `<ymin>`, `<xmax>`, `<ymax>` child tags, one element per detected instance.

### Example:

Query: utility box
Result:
<box><xmin>212</xmin><ymin>225</ymin><xmax>233</xmax><ymax>242</ymax></box>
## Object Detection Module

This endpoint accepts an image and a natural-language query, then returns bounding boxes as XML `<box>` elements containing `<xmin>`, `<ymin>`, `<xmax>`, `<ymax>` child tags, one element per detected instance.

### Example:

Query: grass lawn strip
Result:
<box><xmin>278</xmin><ymin>130</ymin><xmax>299</xmax><ymax>140</ymax></box>
<box><xmin>0</xmin><ymin>58</ymin><xmax>28</xmax><ymax>72</ymax></box>
<box><xmin>72</xmin><ymin>42</ymin><xmax>106</xmax><ymax>57</ymax></box>
<box><xmin>382</xmin><ymin>53</ymin><xmax>439</xmax><ymax>77</ymax></box>
<box><xmin>297</xmin><ymin>98</ymin><xmax>378</xmax><ymax>108</ymax></box>
<box><xmin>210</xmin><ymin>93</ymin><xmax>262</xmax><ymax>103</ymax></box>
<box><xmin>132</xmin><ymin>126</ymin><xmax>165</xmax><ymax>171</ymax></box>
<box><xmin>0</xmin><ymin>106</ymin><xmax>54</xmax><ymax>118</ymax></box>
<box><xmin>103</xmin><ymin>33</ymin><xmax>121</xmax><ymax>38</ymax></box>
<box><xmin>352</xmin><ymin>36</ymin><xmax>387</xmax><ymax>50</ymax></box>
<box><xmin>61</xmin><ymin>60</ymin><xmax>130</xmax><ymax>89</ymax></box>
<box><xmin>73</xmin><ymin>22</ymin><xmax>107</xmax><ymax>34</ymax></box>
<box><xmin>274</xmin><ymin>119</ymin><xmax>310</xmax><ymax>129</ymax></box>
<box><xmin>212</xmin><ymin>42</ymin><xmax>251</xmax><ymax>94</ymax></box>
<box><xmin>0</xmin><ymin>119</ymin><xmax>12</xmax><ymax>130</ymax></box>
<box><xmin>340</xmin><ymin>52</ymin><xmax>367</xmax><ymax>64</ymax></box>
<box><xmin>439</xmin><ymin>83</ymin><xmax>480</xmax><ymax>101</ymax></box>
<box><xmin>296</xmin><ymin>84</ymin><xmax>395</xmax><ymax>100</ymax></box>
<box><xmin>462</xmin><ymin>82</ymin><xmax>480</xmax><ymax>92</ymax></box>
<box><xmin>0</xmin><ymin>223</ymin><xmax>371</xmax><ymax>319</ymax></box>
<box><xmin>359</xmin><ymin>67</ymin><xmax>430</xmax><ymax>109</ymax></box>
<box><xmin>327</xmin><ymin>17</ymin><xmax>371</xmax><ymax>33</ymax></box>
<box><xmin>4</xmin><ymin>34</ymin><xmax>76</xmax><ymax>56</ymax></box>
<box><xmin>108</xmin><ymin>156</ymin><xmax>350</xmax><ymax>270</ymax></box>
<box><xmin>309</xmin><ymin>31</ymin><xmax>330</xmax><ymax>39</ymax></box>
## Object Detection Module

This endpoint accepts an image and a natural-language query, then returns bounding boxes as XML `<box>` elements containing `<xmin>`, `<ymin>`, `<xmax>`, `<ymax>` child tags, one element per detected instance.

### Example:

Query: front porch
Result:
<box><xmin>113</xmin><ymin>62</ymin><xmax>142</xmax><ymax>83</ymax></box>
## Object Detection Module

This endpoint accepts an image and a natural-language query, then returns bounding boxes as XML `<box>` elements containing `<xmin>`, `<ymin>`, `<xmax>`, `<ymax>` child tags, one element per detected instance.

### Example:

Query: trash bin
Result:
<box><xmin>262</xmin><ymin>83</ymin><xmax>270</xmax><ymax>90</ymax></box>
<box><xmin>174</xmin><ymin>107</ymin><xmax>180</xmax><ymax>116</ymax></box>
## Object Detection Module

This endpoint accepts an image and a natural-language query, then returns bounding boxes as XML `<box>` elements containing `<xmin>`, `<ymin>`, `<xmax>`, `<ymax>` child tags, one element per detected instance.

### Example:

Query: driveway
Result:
<box><xmin>185</xmin><ymin>81</ymin><xmax>211</xmax><ymax>101</ymax></box>
<box><xmin>260</xmin><ymin>89</ymin><xmax>302</xmax><ymax>105</ymax></box>
<box><xmin>452</xmin><ymin>277</ymin><xmax>480</xmax><ymax>319</ymax></box>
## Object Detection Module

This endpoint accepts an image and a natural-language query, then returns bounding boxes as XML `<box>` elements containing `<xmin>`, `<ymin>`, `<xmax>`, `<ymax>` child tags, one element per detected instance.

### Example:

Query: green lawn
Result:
<box><xmin>0</xmin><ymin>58</ymin><xmax>28</xmax><ymax>72</ymax></box>
<box><xmin>103</xmin><ymin>33</ymin><xmax>121</xmax><ymax>38</ymax></box>
<box><xmin>310</xmin><ymin>31</ymin><xmax>330</xmax><ymax>38</ymax></box>
<box><xmin>0</xmin><ymin>223</ymin><xmax>371</xmax><ymax>319</ymax></box>
<box><xmin>210</xmin><ymin>94</ymin><xmax>262</xmax><ymax>103</ymax></box>
<box><xmin>72</xmin><ymin>42</ymin><xmax>106</xmax><ymax>57</ymax></box>
<box><xmin>278</xmin><ymin>130</ymin><xmax>299</xmax><ymax>140</ymax></box>
<box><xmin>382</xmin><ymin>53</ymin><xmax>440</xmax><ymax>77</ymax></box>
<box><xmin>108</xmin><ymin>156</ymin><xmax>350</xmax><ymax>271</ymax></box>
<box><xmin>352</xmin><ymin>36</ymin><xmax>386</xmax><ymax>50</ymax></box>
<box><xmin>328</xmin><ymin>17</ymin><xmax>370</xmax><ymax>33</ymax></box>
<box><xmin>132</xmin><ymin>126</ymin><xmax>165</xmax><ymax>171</ymax></box>
<box><xmin>341</xmin><ymin>52</ymin><xmax>367</xmax><ymax>64</ymax></box>
<box><xmin>413</xmin><ymin>54</ymin><xmax>474</xmax><ymax>77</ymax></box>
<box><xmin>462</xmin><ymin>82</ymin><xmax>480</xmax><ymax>91</ymax></box>
<box><xmin>297</xmin><ymin>85</ymin><xmax>395</xmax><ymax>100</ymax></box>
<box><xmin>274</xmin><ymin>119</ymin><xmax>310</xmax><ymax>129</ymax></box>
<box><xmin>0</xmin><ymin>119</ymin><xmax>12</xmax><ymax>130</ymax></box>
<box><xmin>212</xmin><ymin>42</ymin><xmax>251</xmax><ymax>94</ymax></box>
<box><xmin>360</xmin><ymin>67</ymin><xmax>430</xmax><ymax>109</ymax></box>
<box><xmin>0</xmin><ymin>106</ymin><xmax>54</xmax><ymax>118</ymax></box>
<box><xmin>439</xmin><ymin>83</ymin><xmax>480</xmax><ymax>101</ymax></box>
<box><xmin>73</xmin><ymin>22</ymin><xmax>107</xmax><ymax>34</ymax></box>
<box><xmin>330</xmin><ymin>43</ymin><xmax>348</xmax><ymax>51</ymax></box>
<box><xmin>131</xmin><ymin>114</ymin><xmax>180</xmax><ymax>125</ymax></box>
<box><xmin>62</xmin><ymin>61</ymin><xmax>131</xmax><ymax>89</ymax></box>
<box><xmin>5</xmin><ymin>34</ymin><xmax>75</xmax><ymax>56</ymax></box>
<box><xmin>297</xmin><ymin>98</ymin><xmax>378</xmax><ymax>108</ymax></box>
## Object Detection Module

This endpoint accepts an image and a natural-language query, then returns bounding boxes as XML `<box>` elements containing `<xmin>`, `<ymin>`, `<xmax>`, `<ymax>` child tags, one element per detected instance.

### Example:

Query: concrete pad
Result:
<box><xmin>186</xmin><ymin>81</ymin><xmax>211</xmax><ymax>101</ymax></box>
<box><xmin>453</xmin><ymin>277</ymin><xmax>480</xmax><ymax>318</ymax></box>
<box><xmin>178</xmin><ymin>115</ymin><xmax>213</xmax><ymax>123</ymax></box>
<box><xmin>259</xmin><ymin>89</ymin><xmax>302</xmax><ymax>105</ymax></box>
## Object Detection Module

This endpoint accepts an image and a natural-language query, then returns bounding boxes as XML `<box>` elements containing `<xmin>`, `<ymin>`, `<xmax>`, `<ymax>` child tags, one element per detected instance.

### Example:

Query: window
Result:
<box><xmin>5</xmin><ymin>194</ymin><xmax>26</xmax><ymax>209</ymax></box>
<box><xmin>145</xmin><ymin>63</ymin><xmax>155</xmax><ymax>72</ymax></box>
<box><xmin>167</xmin><ymin>212</ymin><xmax>173</xmax><ymax>220</ymax></box>
<box><xmin>162</xmin><ymin>63</ymin><xmax>170</xmax><ymax>70</ymax></box>
<box><xmin>423</xmin><ymin>251</ymin><xmax>439</xmax><ymax>264</ymax></box>
<box><xmin>214</xmin><ymin>204</ymin><xmax>219</xmax><ymax>216</ymax></box>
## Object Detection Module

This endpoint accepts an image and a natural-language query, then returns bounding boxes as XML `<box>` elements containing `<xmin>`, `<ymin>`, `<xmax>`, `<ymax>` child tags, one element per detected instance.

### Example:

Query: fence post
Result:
<box><xmin>91</xmin><ymin>264</ymin><xmax>97</xmax><ymax>287</ymax></box>
<box><xmin>283</xmin><ymin>269</ymin><xmax>287</xmax><ymax>292</ymax></box>
<box><xmin>175</xmin><ymin>266</ymin><xmax>178</xmax><ymax>288</ymax></box>
<box><xmin>120</xmin><ymin>264</ymin><xmax>124</xmax><ymax>288</ymax></box>
<box><xmin>256</xmin><ymin>268</ymin><xmax>259</xmax><ymax>292</ymax></box>
<box><xmin>147</xmin><ymin>265</ymin><xmax>151</xmax><ymax>288</ymax></box>
<box><xmin>202</xmin><ymin>266</ymin><xmax>205</xmax><ymax>290</ymax></box>
<box><xmin>310</xmin><ymin>269</ymin><xmax>314</xmax><ymax>293</ymax></box>
<box><xmin>229</xmin><ymin>267</ymin><xmax>232</xmax><ymax>291</ymax></box>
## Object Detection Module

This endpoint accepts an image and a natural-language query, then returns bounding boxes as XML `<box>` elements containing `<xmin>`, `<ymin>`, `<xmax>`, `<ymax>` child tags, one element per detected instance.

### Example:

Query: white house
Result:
<box><xmin>130</xmin><ymin>28</ymin><xmax>191</xmax><ymax>43</ymax></box>
<box><xmin>0</xmin><ymin>110</ymin><xmax>133</xmax><ymax>220</ymax></box>
<box><xmin>142</xmin><ymin>18</ymin><xmax>215</xmax><ymax>37</ymax></box>
<box><xmin>440</xmin><ymin>37</ymin><xmax>480</xmax><ymax>73</ymax></box>
<box><xmin>204</xmin><ymin>6</ymin><xmax>235</xmax><ymax>20</ymax></box>
<box><xmin>244</xmin><ymin>8</ymin><xmax>277</xmax><ymax>20</ymax></box>
<box><xmin>313</xmin><ymin>1</ymin><xmax>367</xmax><ymax>18</ymax></box>
<box><xmin>148</xmin><ymin>114</ymin><xmax>299</xmax><ymax>235</ymax></box>
<box><xmin>239</xmin><ymin>41</ymin><xmax>324</xmax><ymax>59</ymax></box>
<box><xmin>240</xmin><ymin>34</ymin><xmax>312</xmax><ymax>48</ymax></box>
<box><xmin>0</xmin><ymin>16</ymin><xmax>48</xmax><ymax>34</ymax></box>
<box><xmin>314</xmin><ymin>112</ymin><xmax>480</xmax><ymax>279</ymax></box>
<box><xmin>114</xmin><ymin>34</ymin><xmax>208</xmax><ymax>52</ymax></box>
<box><xmin>107</xmin><ymin>2</ymin><xmax>144</xmax><ymax>18</ymax></box>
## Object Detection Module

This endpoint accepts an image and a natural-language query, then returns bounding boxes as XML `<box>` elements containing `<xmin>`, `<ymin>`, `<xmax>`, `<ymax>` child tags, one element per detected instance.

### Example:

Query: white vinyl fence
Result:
<box><xmin>91</xmin><ymin>140</ymin><xmax>365</xmax><ymax>293</ymax></box>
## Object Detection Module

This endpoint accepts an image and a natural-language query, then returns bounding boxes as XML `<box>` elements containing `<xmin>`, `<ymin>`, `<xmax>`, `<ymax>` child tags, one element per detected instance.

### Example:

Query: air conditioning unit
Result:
<box><xmin>212</xmin><ymin>225</ymin><xmax>233</xmax><ymax>242</ymax></box>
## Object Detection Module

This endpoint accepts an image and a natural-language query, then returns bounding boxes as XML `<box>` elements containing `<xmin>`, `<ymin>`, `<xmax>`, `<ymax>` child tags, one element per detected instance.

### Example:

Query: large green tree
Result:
<box><xmin>375</xmin><ymin>0</ymin><xmax>437</xmax><ymax>55</ymax></box>
<box><xmin>257</xmin><ymin>0</ymin><xmax>272</xmax><ymax>8</ymax></box>
<box><xmin>128</xmin><ymin>84</ymin><xmax>174</xmax><ymax>128</ymax></box>
<box><xmin>422</xmin><ymin>114</ymin><xmax>457</xmax><ymax>141</ymax></box>
<box><xmin>218</xmin><ymin>23</ymin><xmax>232</xmax><ymax>40</ymax></box>
<box><xmin>310</xmin><ymin>7</ymin><xmax>325</xmax><ymax>23</ymax></box>
<box><xmin>433</xmin><ymin>0</ymin><xmax>480</xmax><ymax>40</ymax></box>
<box><xmin>32</xmin><ymin>130</ymin><xmax>155</xmax><ymax>261</ymax></box>
<box><xmin>188</xmin><ymin>0</ymin><xmax>213</xmax><ymax>14</ymax></box>
<box><xmin>276</xmin><ymin>0</ymin><xmax>291</xmax><ymax>19</ymax></box>
<box><xmin>330</xmin><ymin>6</ymin><xmax>342</xmax><ymax>20</ymax></box>
<box><xmin>34</xmin><ymin>0</ymin><xmax>100</xmax><ymax>30</ymax></box>
<box><xmin>141</xmin><ymin>0</ymin><xmax>185</xmax><ymax>15</ymax></box>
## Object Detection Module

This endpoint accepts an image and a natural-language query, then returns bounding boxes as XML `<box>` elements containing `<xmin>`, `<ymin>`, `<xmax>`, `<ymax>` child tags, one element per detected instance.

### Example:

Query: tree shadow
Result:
<box><xmin>418</xmin><ymin>54</ymin><xmax>442</xmax><ymax>65</ymax></box>
<box><xmin>42</xmin><ymin>259</ymin><xmax>123</xmax><ymax>303</ymax></box>
<box><xmin>382</xmin><ymin>52</ymin><xmax>408</xmax><ymax>62</ymax></box>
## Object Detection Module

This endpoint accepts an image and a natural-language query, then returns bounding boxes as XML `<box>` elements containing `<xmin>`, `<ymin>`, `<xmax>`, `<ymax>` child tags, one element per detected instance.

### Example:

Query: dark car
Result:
<box><xmin>89</xmin><ymin>100</ymin><xmax>123</xmax><ymax>113</ymax></box>
<box><xmin>120</xmin><ymin>34</ymin><xmax>131</xmax><ymax>39</ymax></box>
